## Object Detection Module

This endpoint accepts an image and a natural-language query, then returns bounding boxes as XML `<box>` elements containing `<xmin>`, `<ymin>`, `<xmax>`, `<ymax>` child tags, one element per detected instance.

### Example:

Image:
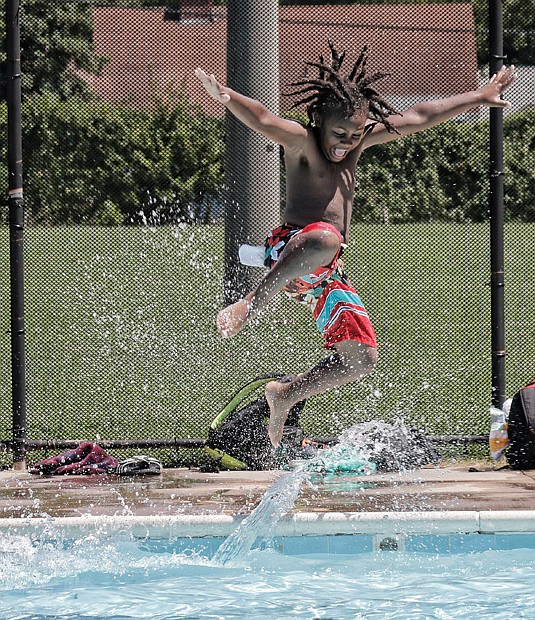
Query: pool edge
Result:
<box><xmin>1</xmin><ymin>510</ymin><xmax>535</xmax><ymax>538</ymax></box>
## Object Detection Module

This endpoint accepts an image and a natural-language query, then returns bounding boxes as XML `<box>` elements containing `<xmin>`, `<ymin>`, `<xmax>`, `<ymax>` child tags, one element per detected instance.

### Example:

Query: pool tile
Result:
<box><xmin>449</xmin><ymin>533</ymin><xmax>496</xmax><ymax>553</ymax></box>
<box><xmin>282</xmin><ymin>535</ymin><xmax>330</xmax><ymax>555</ymax></box>
<box><xmin>328</xmin><ymin>534</ymin><xmax>373</xmax><ymax>555</ymax></box>
<box><xmin>137</xmin><ymin>529</ymin><xmax>535</xmax><ymax>559</ymax></box>
<box><xmin>208</xmin><ymin>536</ymin><xmax>227</xmax><ymax>555</ymax></box>
<box><xmin>262</xmin><ymin>535</ymin><xmax>287</xmax><ymax>554</ymax></box>
<box><xmin>495</xmin><ymin>533</ymin><xmax>535</xmax><ymax>550</ymax></box>
<box><xmin>175</xmin><ymin>537</ymin><xmax>212</xmax><ymax>556</ymax></box>
<box><xmin>139</xmin><ymin>536</ymin><xmax>213</xmax><ymax>556</ymax></box>
<box><xmin>406</xmin><ymin>535</ymin><xmax>452</xmax><ymax>553</ymax></box>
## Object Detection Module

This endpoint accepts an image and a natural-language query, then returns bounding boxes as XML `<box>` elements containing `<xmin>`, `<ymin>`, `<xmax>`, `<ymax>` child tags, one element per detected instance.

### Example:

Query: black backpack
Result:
<box><xmin>205</xmin><ymin>374</ymin><xmax>306</xmax><ymax>471</ymax></box>
<box><xmin>357</xmin><ymin>422</ymin><xmax>441</xmax><ymax>472</ymax></box>
<box><xmin>506</xmin><ymin>380</ymin><xmax>535</xmax><ymax>470</ymax></box>
<box><xmin>323</xmin><ymin>421</ymin><xmax>441</xmax><ymax>473</ymax></box>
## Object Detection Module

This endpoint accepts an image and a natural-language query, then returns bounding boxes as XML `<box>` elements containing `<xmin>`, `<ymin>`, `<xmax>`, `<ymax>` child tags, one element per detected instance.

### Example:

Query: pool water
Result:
<box><xmin>1</xmin><ymin>532</ymin><xmax>535</xmax><ymax>619</ymax></box>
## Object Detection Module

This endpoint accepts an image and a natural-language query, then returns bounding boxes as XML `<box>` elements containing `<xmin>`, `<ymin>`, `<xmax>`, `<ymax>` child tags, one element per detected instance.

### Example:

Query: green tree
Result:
<box><xmin>354</xmin><ymin>122</ymin><xmax>486</xmax><ymax>224</ymax></box>
<box><xmin>20</xmin><ymin>94</ymin><xmax>142</xmax><ymax>224</ymax></box>
<box><xmin>14</xmin><ymin>87</ymin><xmax>225</xmax><ymax>225</ymax></box>
<box><xmin>353</xmin><ymin>110</ymin><xmax>535</xmax><ymax>224</ymax></box>
<box><xmin>503</xmin><ymin>110</ymin><xmax>535</xmax><ymax>222</ymax></box>
<box><xmin>127</xmin><ymin>84</ymin><xmax>225</xmax><ymax>225</ymax></box>
<box><xmin>0</xmin><ymin>0</ymin><xmax>105</xmax><ymax>101</ymax></box>
<box><xmin>473</xmin><ymin>0</ymin><xmax>535</xmax><ymax>67</ymax></box>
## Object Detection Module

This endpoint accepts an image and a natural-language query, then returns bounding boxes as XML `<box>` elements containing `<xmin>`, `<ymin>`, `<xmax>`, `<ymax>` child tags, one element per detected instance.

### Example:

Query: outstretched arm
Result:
<box><xmin>194</xmin><ymin>68</ymin><xmax>306</xmax><ymax>149</ymax></box>
<box><xmin>362</xmin><ymin>65</ymin><xmax>517</xmax><ymax>149</ymax></box>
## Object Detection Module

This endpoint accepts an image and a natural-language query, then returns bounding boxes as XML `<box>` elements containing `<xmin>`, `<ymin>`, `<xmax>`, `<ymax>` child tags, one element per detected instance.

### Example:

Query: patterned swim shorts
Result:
<box><xmin>264</xmin><ymin>222</ymin><xmax>377</xmax><ymax>350</ymax></box>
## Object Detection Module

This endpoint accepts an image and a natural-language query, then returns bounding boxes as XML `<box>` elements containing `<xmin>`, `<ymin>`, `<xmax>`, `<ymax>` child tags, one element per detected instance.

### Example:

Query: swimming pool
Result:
<box><xmin>1</xmin><ymin>512</ymin><xmax>535</xmax><ymax>619</ymax></box>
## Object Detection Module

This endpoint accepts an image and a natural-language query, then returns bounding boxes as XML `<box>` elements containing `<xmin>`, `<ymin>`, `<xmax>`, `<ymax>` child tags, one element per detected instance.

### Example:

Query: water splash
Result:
<box><xmin>212</xmin><ymin>418</ymin><xmax>442</xmax><ymax>565</ymax></box>
<box><xmin>316</xmin><ymin>419</ymin><xmax>440</xmax><ymax>474</ymax></box>
<box><xmin>213</xmin><ymin>468</ymin><xmax>309</xmax><ymax>565</ymax></box>
<box><xmin>213</xmin><ymin>430</ymin><xmax>377</xmax><ymax>565</ymax></box>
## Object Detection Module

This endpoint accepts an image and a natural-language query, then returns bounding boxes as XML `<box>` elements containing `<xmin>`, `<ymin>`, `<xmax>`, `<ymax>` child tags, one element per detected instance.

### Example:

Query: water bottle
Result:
<box><xmin>238</xmin><ymin>244</ymin><xmax>266</xmax><ymax>267</ymax></box>
<box><xmin>489</xmin><ymin>405</ymin><xmax>510</xmax><ymax>461</ymax></box>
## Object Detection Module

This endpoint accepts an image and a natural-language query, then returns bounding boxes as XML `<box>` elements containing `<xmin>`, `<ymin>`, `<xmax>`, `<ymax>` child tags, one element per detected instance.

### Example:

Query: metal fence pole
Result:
<box><xmin>224</xmin><ymin>0</ymin><xmax>280</xmax><ymax>304</ymax></box>
<box><xmin>489</xmin><ymin>0</ymin><xmax>506</xmax><ymax>408</ymax></box>
<box><xmin>6</xmin><ymin>0</ymin><xmax>27</xmax><ymax>468</ymax></box>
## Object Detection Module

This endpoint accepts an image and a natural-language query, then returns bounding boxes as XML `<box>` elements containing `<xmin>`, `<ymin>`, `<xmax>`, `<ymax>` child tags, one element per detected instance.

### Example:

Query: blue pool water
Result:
<box><xmin>1</xmin><ymin>531</ymin><xmax>535</xmax><ymax>619</ymax></box>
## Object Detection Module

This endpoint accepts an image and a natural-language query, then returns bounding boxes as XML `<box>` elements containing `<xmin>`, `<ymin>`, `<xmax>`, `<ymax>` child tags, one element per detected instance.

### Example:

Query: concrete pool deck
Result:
<box><xmin>1</xmin><ymin>463</ymin><xmax>535</xmax><ymax>520</ymax></box>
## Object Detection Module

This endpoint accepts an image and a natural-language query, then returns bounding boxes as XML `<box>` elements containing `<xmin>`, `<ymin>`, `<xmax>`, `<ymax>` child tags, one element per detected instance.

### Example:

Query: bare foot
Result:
<box><xmin>265</xmin><ymin>380</ymin><xmax>291</xmax><ymax>447</ymax></box>
<box><xmin>216</xmin><ymin>298</ymin><xmax>251</xmax><ymax>338</ymax></box>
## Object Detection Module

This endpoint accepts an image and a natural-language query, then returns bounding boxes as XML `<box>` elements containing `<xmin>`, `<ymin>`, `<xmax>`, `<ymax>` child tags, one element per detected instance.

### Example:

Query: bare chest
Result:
<box><xmin>286</xmin><ymin>150</ymin><xmax>357</xmax><ymax>202</ymax></box>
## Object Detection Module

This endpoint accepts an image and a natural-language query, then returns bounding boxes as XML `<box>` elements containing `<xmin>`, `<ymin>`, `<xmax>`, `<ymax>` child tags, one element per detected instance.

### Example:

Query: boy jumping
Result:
<box><xmin>195</xmin><ymin>42</ymin><xmax>516</xmax><ymax>447</ymax></box>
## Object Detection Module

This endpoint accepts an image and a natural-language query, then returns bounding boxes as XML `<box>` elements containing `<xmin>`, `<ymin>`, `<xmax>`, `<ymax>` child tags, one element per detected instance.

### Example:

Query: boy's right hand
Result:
<box><xmin>479</xmin><ymin>65</ymin><xmax>517</xmax><ymax>108</ymax></box>
<box><xmin>194</xmin><ymin>68</ymin><xmax>231</xmax><ymax>104</ymax></box>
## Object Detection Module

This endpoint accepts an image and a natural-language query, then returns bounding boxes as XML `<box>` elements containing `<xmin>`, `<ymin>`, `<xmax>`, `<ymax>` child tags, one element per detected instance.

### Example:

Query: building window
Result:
<box><xmin>164</xmin><ymin>0</ymin><xmax>214</xmax><ymax>24</ymax></box>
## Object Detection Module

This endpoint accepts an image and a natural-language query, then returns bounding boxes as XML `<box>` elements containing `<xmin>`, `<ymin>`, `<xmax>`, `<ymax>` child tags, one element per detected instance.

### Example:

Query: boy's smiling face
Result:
<box><xmin>314</xmin><ymin>109</ymin><xmax>368</xmax><ymax>163</ymax></box>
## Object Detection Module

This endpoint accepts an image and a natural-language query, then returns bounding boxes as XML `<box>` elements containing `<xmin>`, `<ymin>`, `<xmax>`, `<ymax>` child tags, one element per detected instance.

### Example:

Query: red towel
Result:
<box><xmin>29</xmin><ymin>442</ymin><xmax>118</xmax><ymax>475</ymax></box>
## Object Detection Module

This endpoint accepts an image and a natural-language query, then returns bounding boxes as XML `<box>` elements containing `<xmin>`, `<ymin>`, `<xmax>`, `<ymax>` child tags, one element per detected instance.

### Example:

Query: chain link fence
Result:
<box><xmin>1</xmin><ymin>0</ymin><xmax>534</xmax><ymax>467</ymax></box>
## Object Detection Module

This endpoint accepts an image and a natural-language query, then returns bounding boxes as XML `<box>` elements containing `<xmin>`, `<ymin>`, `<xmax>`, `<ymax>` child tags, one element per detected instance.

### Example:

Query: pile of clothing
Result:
<box><xmin>29</xmin><ymin>442</ymin><xmax>162</xmax><ymax>476</ymax></box>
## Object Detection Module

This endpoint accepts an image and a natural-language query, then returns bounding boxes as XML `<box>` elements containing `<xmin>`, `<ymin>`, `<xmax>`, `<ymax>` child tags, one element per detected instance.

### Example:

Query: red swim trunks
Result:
<box><xmin>264</xmin><ymin>222</ymin><xmax>377</xmax><ymax>350</ymax></box>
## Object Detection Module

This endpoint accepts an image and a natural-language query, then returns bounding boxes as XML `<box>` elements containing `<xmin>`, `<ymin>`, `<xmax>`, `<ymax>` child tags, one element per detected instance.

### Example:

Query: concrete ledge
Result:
<box><xmin>287</xmin><ymin>511</ymin><xmax>481</xmax><ymax>536</ymax></box>
<box><xmin>2</xmin><ymin>510</ymin><xmax>535</xmax><ymax>538</ymax></box>
<box><xmin>479</xmin><ymin>510</ymin><xmax>535</xmax><ymax>533</ymax></box>
<box><xmin>0</xmin><ymin>514</ymin><xmax>241</xmax><ymax>539</ymax></box>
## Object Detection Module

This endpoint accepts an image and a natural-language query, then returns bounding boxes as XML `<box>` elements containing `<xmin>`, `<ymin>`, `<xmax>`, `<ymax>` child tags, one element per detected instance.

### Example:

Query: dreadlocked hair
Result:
<box><xmin>285</xmin><ymin>41</ymin><xmax>400</xmax><ymax>134</ymax></box>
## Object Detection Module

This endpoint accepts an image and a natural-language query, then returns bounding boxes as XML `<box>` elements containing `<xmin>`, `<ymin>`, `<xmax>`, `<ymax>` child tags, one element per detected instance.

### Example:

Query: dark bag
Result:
<box><xmin>205</xmin><ymin>374</ymin><xmax>306</xmax><ymax>471</ymax></box>
<box><xmin>506</xmin><ymin>380</ymin><xmax>535</xmax><ymax>470</ymax></box>
<box><xmin>340</xmin><ymin>421</ymin><xmax>441</xmax><ymax>473</ymax></box>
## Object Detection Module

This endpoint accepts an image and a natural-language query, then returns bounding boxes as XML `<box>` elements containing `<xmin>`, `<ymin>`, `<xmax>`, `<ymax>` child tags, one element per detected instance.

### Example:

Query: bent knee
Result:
<box><xmin>307</xmin><ymin>228</ymin><xmax>341</xmax><ymax>252</ymax></box>
<box><xmin>294</xmin><ymin>228</ymin><xmax>341</xmax><ymax>263</ymax></box>
<box><xmin>354</xmin><ymin>346</ymin><xmax>377</xmax><ymax>375</ymax></box>
<box><xmin>337</xmin><ymin>341</ymin><xmax>378</xmax><ymax>377</ymax></box>
<box><xmin>364</xmin><ymin>346</ymin><xmax>378</xmax><ymax>373</ymax></box>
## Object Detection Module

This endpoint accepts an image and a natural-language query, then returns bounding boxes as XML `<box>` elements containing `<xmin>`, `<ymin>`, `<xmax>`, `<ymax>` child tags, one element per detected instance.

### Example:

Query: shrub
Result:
<box><xmin>17</xmin><ymin>88</ymin><xmax>225</xmax><ymax>225</ymax></box>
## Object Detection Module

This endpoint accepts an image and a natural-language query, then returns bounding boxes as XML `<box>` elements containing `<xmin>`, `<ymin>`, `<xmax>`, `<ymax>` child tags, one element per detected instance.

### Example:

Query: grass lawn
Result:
<box><xmin>1</xmin><ymin>222</ymin><xmax>534</xmax><ymax>464</ymax></box>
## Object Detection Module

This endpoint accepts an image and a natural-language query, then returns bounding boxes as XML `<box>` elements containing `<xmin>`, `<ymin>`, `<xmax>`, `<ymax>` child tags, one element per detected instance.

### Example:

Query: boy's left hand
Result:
<box><xmin>194</xmin><ymin>68</ymin><xmax>231</xmax><ymax>104</ymax></box>
<box><xmin>480</xmin><ymin>65</ymin><xmax>517</xmax><ymax>108</ymax></box>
